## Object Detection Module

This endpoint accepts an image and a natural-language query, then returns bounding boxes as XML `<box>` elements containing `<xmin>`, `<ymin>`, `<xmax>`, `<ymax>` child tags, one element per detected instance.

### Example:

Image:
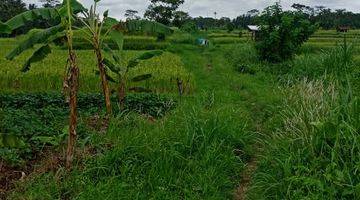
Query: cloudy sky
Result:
<box><xmin>23</xmin><ymin>0</ymin><xmax>360</xmax><ymax>19</ymax></box>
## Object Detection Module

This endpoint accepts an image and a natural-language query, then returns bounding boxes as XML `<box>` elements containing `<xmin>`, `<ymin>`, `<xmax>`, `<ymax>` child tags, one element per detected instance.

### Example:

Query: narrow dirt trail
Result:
<box><xmin>235</xmin><ymin>158</ymin><xmax>258</xmax><ymax>200</ymax></box>
<box><xmin>176</xmin><ymin>44</ymin><xmax>279</xmax><ymax>199</ymax></box>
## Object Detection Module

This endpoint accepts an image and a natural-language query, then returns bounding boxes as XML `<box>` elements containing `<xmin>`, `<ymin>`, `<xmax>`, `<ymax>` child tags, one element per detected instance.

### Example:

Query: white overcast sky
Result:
<box><xmin>23</xmin><ymin>0</ymin><xmax>360</xmax><ymax>19</ymax></box>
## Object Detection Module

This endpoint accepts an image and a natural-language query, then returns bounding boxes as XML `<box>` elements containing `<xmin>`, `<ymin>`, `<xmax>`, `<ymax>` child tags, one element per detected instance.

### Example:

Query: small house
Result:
<box><xmin>247</xmin><ymin>25</ymin><xmax>260</xmax><ymax>40</ymax></box>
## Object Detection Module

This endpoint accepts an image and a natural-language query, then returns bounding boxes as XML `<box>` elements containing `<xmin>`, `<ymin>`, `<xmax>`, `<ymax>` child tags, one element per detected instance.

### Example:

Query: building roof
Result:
<box><xmin>247</xmin><ymin>25</ymin><xmax>260</xmax><ymax>31</ymax></box>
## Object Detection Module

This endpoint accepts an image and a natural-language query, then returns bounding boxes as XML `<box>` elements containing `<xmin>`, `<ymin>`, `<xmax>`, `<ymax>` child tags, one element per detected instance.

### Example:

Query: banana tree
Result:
<box><xmin>102</xmin><ymin>19</ymin><xmax>173</xmax><ymax>110</ymax></box>
<box><xmin>75</xmin><ymin>1</ymin><xmax>173</xmax><ymax>112</ymax></box>
<box><xmin>103</xmin><ymin>48</ymin><xmax>163</xmax><ymax>110</ymax></box>
<box><xmin>75</xmin><ymin>0</ymin><xmax>114</xmax><ymax>115</ymax></box>
<box><xmin>0</xmin><ymin>0</ymin><xmax>86</xmax><ymax>169</ymax></box>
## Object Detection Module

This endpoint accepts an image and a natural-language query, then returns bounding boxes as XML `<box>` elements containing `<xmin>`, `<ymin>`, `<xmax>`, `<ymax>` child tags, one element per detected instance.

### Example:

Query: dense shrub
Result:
<box><xmin>180</xmin><ymin>21</ymin><xmax>198</xmax><ymax>33</ymax></box>
<box><xmin>256</xmin><ymin>3</ymin><xmax>317</xmax><ymax>62</ymax></box>
<box><xmin>226</xmin><ymin>43</ymin><xmax>260</xmax><ymax>75</ymax></box>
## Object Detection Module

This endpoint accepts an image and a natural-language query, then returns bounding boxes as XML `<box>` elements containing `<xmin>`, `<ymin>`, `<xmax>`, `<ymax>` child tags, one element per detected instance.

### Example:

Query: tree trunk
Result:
<box><xmin>95</xmin><ymin>45</ymin><xmax>112</xmax><ymax>115</ymax></box>
<box><xmin>118</xmin><ymin>79</ymin><xmax>126</xmax><ymax>110</ymax></box>
<box><xmin>66</xmin><ymin>51</ymin><xmax>79</xmax><ymax>170</ymax></box>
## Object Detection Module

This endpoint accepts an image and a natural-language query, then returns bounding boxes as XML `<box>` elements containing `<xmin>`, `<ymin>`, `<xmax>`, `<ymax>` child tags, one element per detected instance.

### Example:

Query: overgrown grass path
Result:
<box><xmin>8</xmin><ymin>44</ymin><xmax>281</xmax><ymax>199</ymax></box>
<box><xmin>174</xmin><ymin>44</ymin><xmax>281</xmax><ymax>199</ymax></box>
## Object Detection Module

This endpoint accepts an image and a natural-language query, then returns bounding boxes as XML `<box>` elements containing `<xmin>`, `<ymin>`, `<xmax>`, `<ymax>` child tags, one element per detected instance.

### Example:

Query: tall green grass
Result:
<box><xmin>249</xmin><ymin>34</ymin><xmax>360</xmax><ymax>200</ymax></box>
<box><xmin>249</xmin><ymin>79</ymin><xmax>359</xmax><ymax>199</ymax></box>
<box><xmin>8</xmin><ymin>100</ymin><xmax>254</xmax><ymax>199</ymax></box>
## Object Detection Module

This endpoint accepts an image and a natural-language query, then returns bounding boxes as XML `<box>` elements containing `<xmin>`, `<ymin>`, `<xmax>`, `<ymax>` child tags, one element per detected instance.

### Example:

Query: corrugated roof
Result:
<box><xmin>247</xmin><ymin>25</ymin><xmax>260</xmax><ymax>31</ymax></box>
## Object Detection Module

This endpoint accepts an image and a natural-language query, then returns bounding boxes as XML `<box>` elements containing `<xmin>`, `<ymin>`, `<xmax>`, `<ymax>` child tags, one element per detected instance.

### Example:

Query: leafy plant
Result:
<box><xmin>76</xmin><ymin>0</ymin><xmax>115</xmax><ymax>115</ymax></box>
<box><xmin>77</xmin><ymin>1</ymin><xmax>173</xmax><ymax>114</ymax></box>
<box><xmin>0</xmin><ymin>0</ymin><xmax>86</xmax><ymax>169</ymax></box>
<box><xmin>250</xmin><ymin>79</ymin><xmax>360</xmax><ymax>199</ymax></box>
<box><xmin>256</xmin><ymin>3</ymin><xmax>317</xmax><ymax>62</ymax></box>
<box><xmin>104</xmin><ymin>47</ymin><xmax>164</xmax><ymax>109</ymax></box>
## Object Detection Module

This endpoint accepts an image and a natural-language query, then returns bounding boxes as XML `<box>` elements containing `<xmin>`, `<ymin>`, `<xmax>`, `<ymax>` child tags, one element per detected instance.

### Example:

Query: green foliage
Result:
<box><xmin>69</xmin><ymin>35</ymin><xmax>170</xmax><ymax>50</ymax></box>
<box><xmin>21</xmin><ymin>44</ymin><xmax>52</xmax><ymax>72</ymax></box>
<box><xmin>144</xmin><ymin>0</ymin><xmax>185</xmax><ymax>25</ymax></box>
<box><xmin>0</xmin><ymin>133</ymin><xmax>26</xmax><ymax>148</ymax></box>
<box><xmin>180</xmin><ymin>21</ymin><xmax>198</xmax><ymax>33</ymax></box>
<box><xmin>0</xmin><ymin>92</ymin><xmax>176</xmax><ymax>166</ymax></box>
<box><xmin>6</xmin><ymin>25</ymin><xmax>64</xmax><ymax>60</ymax></box>
<box><xmin>0</xmin><ymin>43</ymin><xmax>193</xmax><ymax>94</ymax></box>
<box><xmin>0</xmin><ymin>0</ymin><xmax>86</xmax><ymax>73</ymax></box>
<box><xmin>226</xmin><ymin>43</ymin><xmax>260</xmax><ymax>75</ymax></box>
<box><xmin>8</xmin><ymin>105</ymin><xmax>252</xmax><ymax>199</ymax></box>
<box><xmin>250</xmin><ymin>80</ymin><xmax>360</xmax><ymax>199</ymax></box>
<box><xmin>2</xmin><ymin>8</ymin><xmax>61</xmax><ymax>33</ymax></box>
<box><xmin>126</xmin><ymin>20</ymin><xmax>174</xmax><ymax>36</ymax></box>
<box><xmin>226</xmin><ymin>23</ymin><xmax>235</xmax><ymax>33</ymax></box>
<box><xmin>0</xmin><ymin>0</ymin><xmax>27</xmax><ymax>22</ymax></box>
<box><xmin>256</xmin><ymin>3</ymin><xmax>317</xmax><ymax>62</ymax></box>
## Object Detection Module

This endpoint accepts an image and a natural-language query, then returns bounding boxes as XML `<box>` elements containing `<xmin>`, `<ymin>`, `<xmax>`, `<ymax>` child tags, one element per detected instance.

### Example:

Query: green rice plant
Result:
<box><xmin>211</xmin><ymin>37</ymin><xmax>248</xmax><ymax>45</ymax></box>
<box><xmin>0</xmin><ymin>45</ymin><xmax>193</xmax><ymax>94</ymax></box>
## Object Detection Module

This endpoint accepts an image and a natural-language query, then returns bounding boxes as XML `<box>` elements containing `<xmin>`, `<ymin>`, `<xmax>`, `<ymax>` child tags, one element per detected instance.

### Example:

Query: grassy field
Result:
<box><xmin>0</xmin><ymin>38</ymin><xmax>193</xmax><ymax>93</ymax></box>
<box><xmin>1</xmin><ymin>29</ymin><xmax>359</xmax><ymax>199</ymax></box>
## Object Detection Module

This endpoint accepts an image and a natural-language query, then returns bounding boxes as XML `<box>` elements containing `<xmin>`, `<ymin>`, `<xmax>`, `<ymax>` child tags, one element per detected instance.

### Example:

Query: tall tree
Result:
<box><xmin>39</xmin><ymin>0</ymin><xmax>60</xmax><ymax>8</ymax></box>
<box><xmin>125</xmin><ymin>9</ymin><xmax>140</xmax><ymax>20</ymax></box>
<box><xmin>29</xmin><ymin>4</ymin><xmax>37</xmax><ymax>10</ymax></box>
<box><xmin>0</xmin><ymin>0</ymin><xmax>27</xmax><ymax>22</ymax></box>
<box><xmin>172</xmin><ymin>11</ymin><xmax>190</xmax><ymax>27</ymax></box>
<box><xmin>144</xmin><ymin>0</ymin><xmax>184</xmax><ymax>25</ymax></box>
<box><xmin>256</xmin><ymin>3</ymin><xmax>317</xmax><ymax>62</ymax></box>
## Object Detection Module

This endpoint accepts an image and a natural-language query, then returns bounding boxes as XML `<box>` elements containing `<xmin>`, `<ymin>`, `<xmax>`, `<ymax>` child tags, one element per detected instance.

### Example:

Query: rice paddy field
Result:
<box><xmin>1</xmin><ymin>28</ymin><xmax>359</xmax><ymax>200</ymax></box>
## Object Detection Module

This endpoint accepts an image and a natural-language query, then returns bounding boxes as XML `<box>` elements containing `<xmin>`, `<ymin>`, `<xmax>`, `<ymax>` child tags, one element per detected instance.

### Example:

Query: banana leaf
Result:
<box><xmin>109</xmin><ymin>29</ymin><xmax>124</xmax><ymax>51</ymax></box>
<box><xmin>58</xmin><ymin>0</ymin><xmax>87</xmax><ymax>16</ymax></box>
<box><xmin>103</xmin><ymin>44</ymin><xmax>121</xmax><ymax>64</ymax></box>
<box><xmin>22</xmin><ymin>44</ymin><xmax>52</xmax><ymax>72</ymax></box>
<box><xmin>132</xmin><ymin>74</ymin><xmax>152</xmax><ymax>82</ymax></box>
<box><xmin>103</xmin><ymin>58</ymin><xmax>120</xmax><ymax>73</ymax></box>
<box><xmin>95</xmin><ymin>70</ymin><xmax>117</xmax><ymax>83</ymax></box>
<box><xmin>129</xmin><ymin>87</ymin><xmax>152</xmax><ymax>93</ymax></box>
<box><xmin>1</xmin><ymin>8</ymin><xmax>60</xmax><ymax>33</ymax></box>
<box><xmin>6</xmin><ymin>25</ymin><xmax>64</xmax><ymax>60</ymax></box>
<box><xmin>127</xmin><ymin>51</ymin><xmax>163</xmax><ymax>68</ymax></box>
<box><xmin>0</xmin><ymin>21</ymin><xmax>11</xmax><ymax>34</ymax></box>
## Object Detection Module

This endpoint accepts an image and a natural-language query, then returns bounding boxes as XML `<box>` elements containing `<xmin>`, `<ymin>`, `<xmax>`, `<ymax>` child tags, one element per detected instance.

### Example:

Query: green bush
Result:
<box><xmin>226</xmin><ymin>43</ymin><xmax>260</xmax><ymax>74</ymax></box>
<box><xmin>180</xmin><ymin>21</ymin><xmax>198</xmax><ymax>34</ymax></box>
<box><xmin>256</xmin><ymin>3</ymin><xmax>317</xmax><ymax>62</ymax></box>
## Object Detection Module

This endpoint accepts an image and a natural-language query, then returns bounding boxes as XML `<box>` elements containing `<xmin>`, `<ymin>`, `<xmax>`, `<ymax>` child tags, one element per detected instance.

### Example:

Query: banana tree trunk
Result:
<box><xmin>118</xmin><ymin>79</ymin><xmax>126</xmax><ymax>110</ymax></box>
<box><xmin>66</xmin><ymin>51</ymin><xmax>79</xmax><ymax>170</ymax></box>
<box><xmin>94</xmin><ymin>44</ymin><xmax>112</xmax><ymax>115</ymax></box>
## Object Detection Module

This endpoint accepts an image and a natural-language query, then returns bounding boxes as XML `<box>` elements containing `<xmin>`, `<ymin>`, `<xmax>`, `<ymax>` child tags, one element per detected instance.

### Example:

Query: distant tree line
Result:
<box><xmin>0</xmin><ymin>0</ymin><xmax>61</xmax><ymax>36</ymax></box>
<box><xmin>231</xmin><ymin>4</ymin><xmax>360</xmax><ymax>30</ymax></box>
<box><xmin>2</xmin><ymin>0</ymin><xmax>360</xmax><ymax>35</ymax></box>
